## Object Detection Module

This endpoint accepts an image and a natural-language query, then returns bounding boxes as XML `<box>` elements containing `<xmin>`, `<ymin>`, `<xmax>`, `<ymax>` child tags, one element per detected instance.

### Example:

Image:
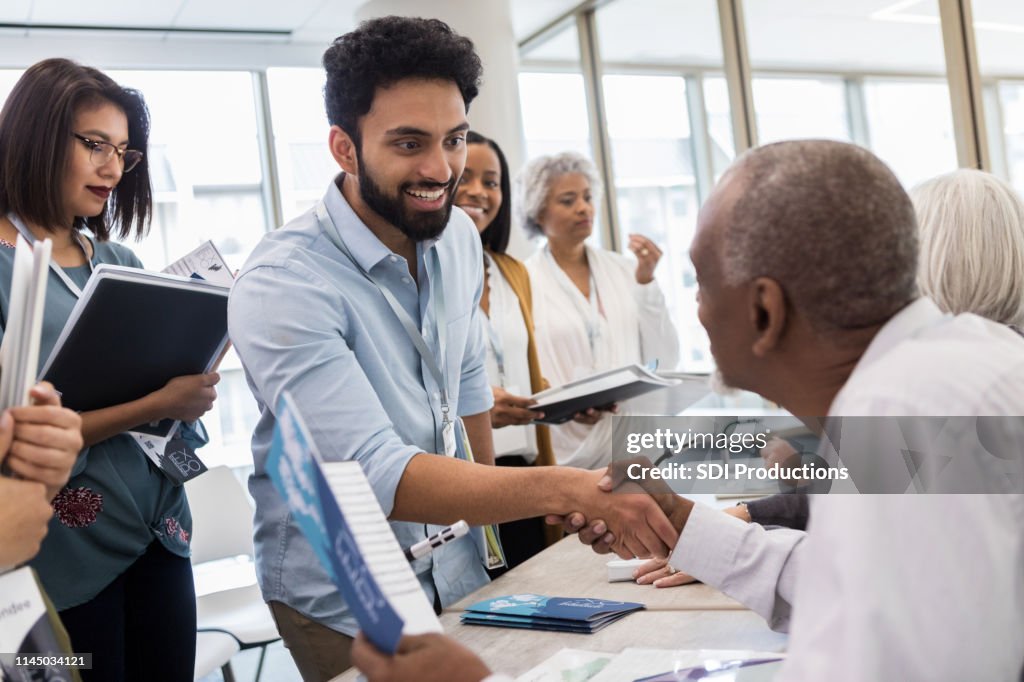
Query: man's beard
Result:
<box><xmin>709</xmin><ymin>367</ymin><xmax>742</xmax><ymax>397</ymax></box>
<box><xmin>357</xmin><ymin>156</ymin><xmax>455</xmax><ymax>242</ymax></box>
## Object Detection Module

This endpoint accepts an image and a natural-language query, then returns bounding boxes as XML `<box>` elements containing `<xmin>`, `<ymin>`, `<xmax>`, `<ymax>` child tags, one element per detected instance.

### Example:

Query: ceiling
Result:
<box><xmin>0</xmin><ymin>0</ymin><xmax>581</xmax><ymax>45</ymax></box>
<box><xmin>2</xmin><ymin>0</ymin><xmax>1023</xmax><ymax>76</ymax></box>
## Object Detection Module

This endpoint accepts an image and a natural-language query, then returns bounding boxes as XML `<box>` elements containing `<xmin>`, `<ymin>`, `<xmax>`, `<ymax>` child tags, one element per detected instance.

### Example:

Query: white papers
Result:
<box><xmin>0</xmin><ymin>568</ymin><xmax>46</xmax><ymax>652</ymax></box>
<box><xmin>588</xmin><ymin>648</ymin><xmax>784</xmax><ymax>682</ymax></box>
<box><xmin>162</xmin><ymin>240</ymin><xmax>234</xmax><ymax>286</ymax></box>
<box><xmin>0</xmin><ymin>236</ymin><xmax>50</xmax><ymax>410</ymax></box>
<box><xmin>319</xmin><ymin>460</ymin><xmax>443</xmax><ymax>636</ymax></box>
<box><xmin>515</xmin><ymin>648</ymin><xmax>615</xmax><ymax>682</ymax></box>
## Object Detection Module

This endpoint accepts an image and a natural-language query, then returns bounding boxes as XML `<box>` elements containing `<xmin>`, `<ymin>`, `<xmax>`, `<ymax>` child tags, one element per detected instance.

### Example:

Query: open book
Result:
<box><xmin>0</xmin><ymin>235</ymin><xmax>51</xmax><ymax>413</ymax></box>
<box><xmin>266</xmin><ymin>392</ymin><xmax>442</xmax><ymax>654</ymax></box>
<box><xmin>40</xmin><ymin>264</ymin><xmax>229</xmax><ymax>420</ymax></box>
<box><xmin>530</xmin><ymin>364</ymin><xmax>681</xmax><ymax>424</ymax></box>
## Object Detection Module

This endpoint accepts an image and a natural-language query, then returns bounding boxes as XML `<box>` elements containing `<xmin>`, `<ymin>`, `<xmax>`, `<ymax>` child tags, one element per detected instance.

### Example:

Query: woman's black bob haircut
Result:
<box><xmin>0</xmin><ymin>58</ymin><xmax>152</xmax><ymax>241</ymax></box>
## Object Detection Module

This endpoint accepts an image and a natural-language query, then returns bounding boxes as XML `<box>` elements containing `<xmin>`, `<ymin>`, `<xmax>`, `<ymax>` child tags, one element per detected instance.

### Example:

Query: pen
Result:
<box><xmin>404</xmin><ymin>520</ymin><xmax>470</xmax><ymax>561</ymax></box>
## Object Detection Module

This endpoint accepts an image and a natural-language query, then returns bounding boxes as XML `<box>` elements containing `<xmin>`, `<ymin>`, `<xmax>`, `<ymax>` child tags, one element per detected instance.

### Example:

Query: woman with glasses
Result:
<box><xmin>0</xmin><ymin>58</ymin><xmax>218</xmax><ymax>681</ymax></box>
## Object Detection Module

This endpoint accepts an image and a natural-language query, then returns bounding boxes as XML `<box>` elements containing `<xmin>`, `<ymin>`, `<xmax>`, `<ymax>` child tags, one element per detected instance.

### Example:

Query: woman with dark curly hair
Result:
<box><xmin>0</xmin><ymin>58</ymin><xmax>218</xmax><ymax>681</ymax></box>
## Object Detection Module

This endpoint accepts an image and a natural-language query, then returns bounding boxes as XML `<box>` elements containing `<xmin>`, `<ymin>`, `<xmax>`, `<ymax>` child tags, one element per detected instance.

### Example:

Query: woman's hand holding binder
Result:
<box><xmin>149</xmin><ymin>372</ymin><xmax>220</xmax><ymax>423</ymax></box>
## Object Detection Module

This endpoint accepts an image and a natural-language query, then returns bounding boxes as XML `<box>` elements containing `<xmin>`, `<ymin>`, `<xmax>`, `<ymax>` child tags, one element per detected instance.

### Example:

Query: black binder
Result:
<box><xmin>530</xmin><ymin>364</ymin><xmax>680</xmax><ymax>425</ymax></box>
<box><xmin>40</xmin><ymin>264</ymin><xmax>229</xmax><ymax>419</ymax></box>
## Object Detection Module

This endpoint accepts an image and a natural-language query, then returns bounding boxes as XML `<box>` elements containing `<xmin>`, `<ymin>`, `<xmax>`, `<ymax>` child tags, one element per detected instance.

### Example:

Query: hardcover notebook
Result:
<box><xmin>530</xmin><ymin>364</ymin><xmax>681</xmax><ymax>424</ymax></box>
<box><xmin>39</xmin><ymin>264</ymin><xmax>230</xmax><ymax>438</ymax></box>
<box><xmin>461</xmin><ymin>594</ymin><xmax>644</xmax><ymax>634</ymax></box>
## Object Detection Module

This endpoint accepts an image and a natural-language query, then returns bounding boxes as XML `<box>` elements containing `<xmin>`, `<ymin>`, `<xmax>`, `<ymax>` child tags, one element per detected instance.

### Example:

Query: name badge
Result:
<box><xmin>442</xmin><ymin>420</ymin><xmax>457</xmax><ymax>458</ymax></box>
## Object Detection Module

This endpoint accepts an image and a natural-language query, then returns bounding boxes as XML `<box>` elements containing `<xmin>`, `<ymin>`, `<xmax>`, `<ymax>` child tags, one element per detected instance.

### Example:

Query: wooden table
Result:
<box><xmin>333</xmin><ymin>536</ymin><xmax>787</xmax><ymax>680</ymax></box>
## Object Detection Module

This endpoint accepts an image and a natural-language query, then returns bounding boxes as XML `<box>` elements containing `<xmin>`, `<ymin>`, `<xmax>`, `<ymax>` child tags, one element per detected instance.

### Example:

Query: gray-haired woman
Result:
<box><xmin>518</xmin><ymin>151</ymin><xmax>679</xmax><ymax>467</ymax></box>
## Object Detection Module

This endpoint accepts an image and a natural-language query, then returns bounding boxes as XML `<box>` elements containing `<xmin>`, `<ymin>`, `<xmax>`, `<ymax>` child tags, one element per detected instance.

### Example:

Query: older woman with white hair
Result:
<box><xmin>911</xmin><ymin>168</ymin><xmax>1024</xmax><ymax>334</ymax></box>
<box><xmin>518</xmin><ymin>151</ymin><xmax>679</xmax><ymax>467</ymax></box>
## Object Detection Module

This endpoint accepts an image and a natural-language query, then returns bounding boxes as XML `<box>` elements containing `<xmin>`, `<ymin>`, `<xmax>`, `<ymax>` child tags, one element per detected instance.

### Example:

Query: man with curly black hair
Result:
<box><xmin>229</xmin><ymin>16</ymin><xmax>678</xmax><ymax>681</ymax></box>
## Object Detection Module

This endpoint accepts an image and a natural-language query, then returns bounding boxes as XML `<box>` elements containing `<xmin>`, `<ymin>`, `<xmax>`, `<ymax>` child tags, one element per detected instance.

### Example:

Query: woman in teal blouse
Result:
<box><xmin>0</xmin><ymin>58</ymin><xmax>220</xmax><ymax>681</ymax></box>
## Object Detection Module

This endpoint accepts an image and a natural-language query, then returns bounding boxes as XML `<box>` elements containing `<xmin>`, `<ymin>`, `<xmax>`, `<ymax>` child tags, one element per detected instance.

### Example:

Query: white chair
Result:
<box><xmin>194</xmin><ymin>631</ymin><xmax>240</xmax><ymax>681</ymax></box>
<box><xmin>187</xmin><ymin>466</ymin><xmax>281</xmax><ymax>682</ymax></box>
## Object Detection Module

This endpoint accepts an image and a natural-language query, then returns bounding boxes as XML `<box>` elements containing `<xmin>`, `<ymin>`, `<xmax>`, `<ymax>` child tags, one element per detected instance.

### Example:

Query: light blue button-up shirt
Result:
<box><xmin>228</xmin><ymin>175</ymin><xmax>493</xmax><ymax>634</ymax></box>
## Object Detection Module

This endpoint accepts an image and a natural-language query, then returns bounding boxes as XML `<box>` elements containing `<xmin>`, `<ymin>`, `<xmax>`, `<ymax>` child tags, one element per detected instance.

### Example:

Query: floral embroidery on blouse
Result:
<box><xmin>52</xmin><ymin>487</ymin><xmax>104</xmax><ymax>528</ymax></box>
<box><xmin>164</xmin><ymin>516</ymin><xmax>190</xmax><ymax>544</ymax></box>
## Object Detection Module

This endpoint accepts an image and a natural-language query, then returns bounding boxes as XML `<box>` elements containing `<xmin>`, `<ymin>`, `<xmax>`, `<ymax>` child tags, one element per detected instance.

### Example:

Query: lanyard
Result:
<box><xmin>316</xmin><ymin>201</ymin><xmax>451</xmax><ymax>424</ymax></box>
<box><xmin>544</xmin><ymin>245</ymin><xmax>603</xmax><ymax>358</ymax></box>
<box><xmin>482</xmin><ymin>255</ymin><xmax>507</xmax><ymax>386</ymax></box>
<box><xmin>8</xmin><ymin>213</ymin><xmax>93</xmax><ymax>298</ymax></box>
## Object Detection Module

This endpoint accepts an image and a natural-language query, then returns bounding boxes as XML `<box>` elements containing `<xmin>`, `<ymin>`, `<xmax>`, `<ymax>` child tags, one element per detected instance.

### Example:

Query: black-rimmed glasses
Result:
<box><xmin>72</xmin><ymin>133</ymin><xmax>144</xmax><ymax>173</ymax></box>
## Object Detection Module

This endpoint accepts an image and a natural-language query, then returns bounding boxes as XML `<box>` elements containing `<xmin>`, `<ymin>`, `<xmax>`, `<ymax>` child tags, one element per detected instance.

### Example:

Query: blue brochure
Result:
<box><xmin>266</xmin><ymin>392</ymin><xmax>405</xmax><ymax>654</ymax></box>
<box><xmin>461</xmin><ymin>594</ymin><xmax>644</xmax><ymax>633</ymax></box>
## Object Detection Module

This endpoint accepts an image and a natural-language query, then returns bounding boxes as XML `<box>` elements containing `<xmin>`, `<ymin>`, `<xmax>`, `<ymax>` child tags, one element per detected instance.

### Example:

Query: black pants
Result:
<box><xmin>487</xmin><ymin>455</ymin><xmax>548</xmax><ymax>580</ymax></box>
<box><xmin>59</xmin><ymin>541</ymin><xmax>197</xmax><ymax>682</ymax></box>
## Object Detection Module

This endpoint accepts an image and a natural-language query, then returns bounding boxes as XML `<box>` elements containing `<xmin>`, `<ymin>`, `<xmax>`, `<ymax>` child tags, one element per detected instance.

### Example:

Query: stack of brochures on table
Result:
<box><xmin>530</xmin><ymin>364</ymin><xmax>681</xmax><ymax>424</ymax></box>
<box><xmin>461</xmin><ymin>594</ymin><xmax>644</xmax><ymax>633</ymax></box>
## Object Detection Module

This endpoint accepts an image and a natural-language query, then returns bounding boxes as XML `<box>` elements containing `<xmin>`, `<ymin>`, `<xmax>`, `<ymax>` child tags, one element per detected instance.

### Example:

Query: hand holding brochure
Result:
<box><xmin>461</xmin><ymin>594</ymin><xmax>644</xmax><ymax>634</ymax></box>
<box><xmin>266</xmin><ymin>392</ymin><xmax>442</xmax><ymax>654</ymax></box>
<box><xmin>530</xmin><ymin>364</ymin><xmax>681</xmax><ymax>425</ymax></box>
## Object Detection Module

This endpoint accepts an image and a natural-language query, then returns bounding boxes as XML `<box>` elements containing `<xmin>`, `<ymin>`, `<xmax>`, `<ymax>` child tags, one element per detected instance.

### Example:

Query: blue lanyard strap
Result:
<box><xmin>8</xmin><ymin>213</ymin><xmax>94</xmax><ymax>298</ymax></box>
<box><xmin>316</xmin><ymin>201</ymin><xmax>451</xmax><ymax>422</ymax></box>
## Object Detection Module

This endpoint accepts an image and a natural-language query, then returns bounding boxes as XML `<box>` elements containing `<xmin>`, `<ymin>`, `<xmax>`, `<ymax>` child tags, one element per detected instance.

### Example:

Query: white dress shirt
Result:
<box><xmin>483</xmin><ymin>254</ymin><xmax>538</xmax><ymax>461</ymax></box>
<box><xmin>526</xmin><ymin>244</ymin><xmax>680</xmax><ymax>467</ymax></box>
<box><xmin>669</xmin><ymin>299</ymin><xmax>1024</xmax><ymax>681</ymax></box>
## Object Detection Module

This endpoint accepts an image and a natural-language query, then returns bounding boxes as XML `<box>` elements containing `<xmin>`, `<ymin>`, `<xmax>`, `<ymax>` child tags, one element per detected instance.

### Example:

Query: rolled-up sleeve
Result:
<box><xmin>229</xmin><ymin>263</ymin><xmax>421</xmax><ymax>517</ymax></box>
<box><xmin>669</xmin><ymin>502</ymin><xmax>806</xmax><ymax>632</ymax></box>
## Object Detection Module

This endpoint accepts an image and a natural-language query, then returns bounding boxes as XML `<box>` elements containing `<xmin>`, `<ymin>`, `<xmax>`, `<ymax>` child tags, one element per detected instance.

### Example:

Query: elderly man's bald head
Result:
<box><xmin>714</xmin><ymin>139</ymin><xmax>919</xmax><ymax>334</ymax></box>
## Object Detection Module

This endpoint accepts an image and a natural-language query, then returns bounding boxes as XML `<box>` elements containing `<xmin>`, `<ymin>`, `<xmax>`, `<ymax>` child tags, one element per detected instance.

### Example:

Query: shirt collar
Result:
<box><xmin>851</xmin><ymin>297</ymin><xmax>947</xmax><ymax>375</ymax></box>
<box><xmin>321</xmin><ymin>173</ymin><xmax>442</xmax><ymax>273</ymax></box>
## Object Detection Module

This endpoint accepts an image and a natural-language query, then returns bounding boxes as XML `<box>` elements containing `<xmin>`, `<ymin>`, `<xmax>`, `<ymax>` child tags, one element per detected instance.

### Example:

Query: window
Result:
<box><xmin>744</xmin><ymin>0</ymin><xmax>957</xmax><ymax>187</ymax></box>
<box><xmin>863</xmin><ymin>78</ymin><xmax>957</xmax><ymax>188</ymax></box>
<box><xmin>599</xmin><ymin>74</ymin><xmax>708</xmax><ymax>370</ymax></box>
<box><xmin>590</xmin><ymin>0</ymin><xmax>734</xmax><ymax>371</ymax></box>
<box><xmin>107</xmin><ymin>70</ymin><xmax>270</xmax><ymax>272</ymax></box>
<box><xmin>106</xmin><ymin>70</ymin><xmax>270</xmax><ymax>469</ymax></box>
<box><xmin>266</xmin><ymin>68</ymin><xmax>338</xmax><ymax>222</ymax></box>
<box><xmin>753</xmin><ymin>77</ymin><xmax>851</xmax><ymax>144</ymax></box>
<box><xmin>972</xmin><ymin>0</ymin><xmax>1024</xmax><ymax>194</ymax></box>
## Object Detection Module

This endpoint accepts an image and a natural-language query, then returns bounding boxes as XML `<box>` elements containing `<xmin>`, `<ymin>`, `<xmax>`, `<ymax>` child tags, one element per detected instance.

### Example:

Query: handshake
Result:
<box><xmin>547</xmin><ymin>457</ymin><xmax>695</xmax><ymax>560</ymax></box>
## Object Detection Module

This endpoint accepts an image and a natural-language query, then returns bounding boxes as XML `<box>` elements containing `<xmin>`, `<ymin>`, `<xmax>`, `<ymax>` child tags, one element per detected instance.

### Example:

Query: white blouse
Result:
<box><xmin>482</xmin><ymin>254</ymin><xmax>538</xmax><ymax>461</ymax></box>
<box><xmin>526</xmin><ymin>244</ymin><xmax>680</xmax><ymax>468</ymax></box>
